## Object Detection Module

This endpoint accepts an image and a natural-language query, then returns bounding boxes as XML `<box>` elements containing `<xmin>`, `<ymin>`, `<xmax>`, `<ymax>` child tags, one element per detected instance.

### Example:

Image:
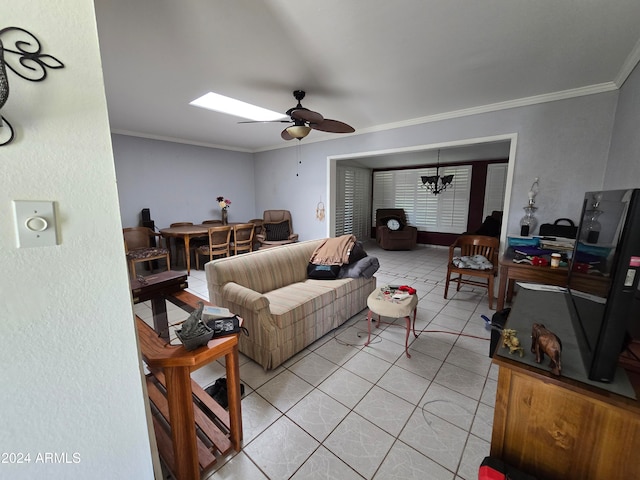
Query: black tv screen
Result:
<box><xmin>566</xmin><ymin>188</ymin><xmax>640</xmax><ymax>382</ymax></box>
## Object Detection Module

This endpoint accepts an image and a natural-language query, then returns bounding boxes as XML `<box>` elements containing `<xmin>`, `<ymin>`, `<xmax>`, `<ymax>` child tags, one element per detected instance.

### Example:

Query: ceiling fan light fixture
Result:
<box><xmin>286</xmin><ymin>125</ymin><xmax>311</xmax><ymax>139</ymax></box>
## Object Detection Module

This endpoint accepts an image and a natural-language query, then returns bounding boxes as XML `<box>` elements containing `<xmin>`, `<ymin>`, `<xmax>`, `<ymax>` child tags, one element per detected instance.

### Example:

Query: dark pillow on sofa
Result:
<box><xmin>379</xmin><ymin>216</ymin><xmax>405</xmax><ymax>231</ymax></box>
<box><xmin>307</xmin><ymin>263</ymin><xmax>340</xmax><ymax>279</ymax></box>
<box><xmin>348</xmin><ymin>241</ymin><xmax>368</xmax><ymax>264</ymax></box>
<box><xmin>265</xmin><ymin>221</ymin><xmax>290</xmax><ymax>241</ymax></box>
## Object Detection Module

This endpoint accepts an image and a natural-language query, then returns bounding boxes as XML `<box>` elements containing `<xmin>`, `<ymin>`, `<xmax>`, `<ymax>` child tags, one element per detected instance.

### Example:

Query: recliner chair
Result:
<box><xmin>375</xmin><ymin>208</ymin><xmax>418</xmax><ymax>250</ymax></box>
<box><xmin>255</xmin><ymin>210</ymin><xmax>299</xmax><ymax>249</ymax></box>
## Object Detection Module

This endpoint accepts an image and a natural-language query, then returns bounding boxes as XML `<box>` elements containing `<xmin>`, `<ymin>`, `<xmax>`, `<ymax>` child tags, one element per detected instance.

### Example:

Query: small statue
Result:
<box><xmin>180</xmin><ymin>302</ymin><xmax>206</xmax><ymax>337</ymax></box>
<box><xmin>502</xmin><ymin>329</ymin><xmax>525</xmax><ymax>357</ymax></box>
<box><xmin>531</xmin><ymin>323</ymin><xmax>562</xmax><ymax>375</ymax></box>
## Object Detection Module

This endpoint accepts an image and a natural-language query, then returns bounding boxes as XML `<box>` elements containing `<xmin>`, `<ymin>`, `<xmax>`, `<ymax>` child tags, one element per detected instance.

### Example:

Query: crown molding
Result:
<box><xmin>356</xmin><ymin>83</ymin><xmax>619</xmax><ymax>136</ymax></box>
<box><xmin>110</xmin><ymin>129</ymin><xmax>253</xmax><ymax>153</ymax></box>
<box><xmin>614</xmin><ymin>37</ymin><xmax>640</xmax><ymax>88</ymax></box>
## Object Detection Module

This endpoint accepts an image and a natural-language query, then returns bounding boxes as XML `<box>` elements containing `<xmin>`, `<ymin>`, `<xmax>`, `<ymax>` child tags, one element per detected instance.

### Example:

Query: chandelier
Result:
<box><xmin>420</xmin><ymin>150</ymin><xmax>454</xmax><ymax>195</ymax></box>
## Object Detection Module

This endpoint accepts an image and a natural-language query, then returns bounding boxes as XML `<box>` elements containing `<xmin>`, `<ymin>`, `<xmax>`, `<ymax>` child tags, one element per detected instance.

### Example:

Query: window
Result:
<box><xmin>373</xmin><ymin>166</ymin><xmax>472</xmax><ymax>233</ymax></box>
<box><xmin>336</xmin><ymin>165</ymin><xmax>371</xmax><ymax>239</ymax></box>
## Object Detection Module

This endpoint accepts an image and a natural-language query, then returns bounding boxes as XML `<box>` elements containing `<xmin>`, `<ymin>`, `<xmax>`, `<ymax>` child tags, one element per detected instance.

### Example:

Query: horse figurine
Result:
<box><xmin>531</xmin><ymin>323</ymin><xmax>562</xmax><ymax>375</ymax></box>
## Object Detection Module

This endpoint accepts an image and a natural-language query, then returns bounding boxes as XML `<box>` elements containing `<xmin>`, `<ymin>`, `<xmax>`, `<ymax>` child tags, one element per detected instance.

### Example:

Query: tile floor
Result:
<box><xmin>134</xmin><ymin>241</ymin><xmax>499</xmax><ymax>480</ymax></box>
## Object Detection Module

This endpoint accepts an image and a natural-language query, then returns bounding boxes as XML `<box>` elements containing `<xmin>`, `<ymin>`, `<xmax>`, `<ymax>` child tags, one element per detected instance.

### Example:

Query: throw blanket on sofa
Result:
<box><xmin>309</xmin><ymin>234</ymin><xmax>356</xmax><ymax>266</ymax></box>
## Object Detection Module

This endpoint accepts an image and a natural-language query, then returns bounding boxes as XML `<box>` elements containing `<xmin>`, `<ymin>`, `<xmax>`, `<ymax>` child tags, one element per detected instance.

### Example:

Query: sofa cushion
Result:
<box><xmin>265</xmin><ymin>281</ymin><xmax>336</xmax><ymax>329</ymax></box>
<box><xmin>265</xmin><ymin>221</ymin><xmax>290</xmax><ymax>241</ymax></box>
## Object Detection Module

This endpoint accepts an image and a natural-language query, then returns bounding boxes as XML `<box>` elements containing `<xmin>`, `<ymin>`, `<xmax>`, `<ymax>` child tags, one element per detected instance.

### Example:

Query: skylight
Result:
<box><xmin>189</xmin><ymin>92</ymin><xmax>286</xmax><ymax>121</ymax></box>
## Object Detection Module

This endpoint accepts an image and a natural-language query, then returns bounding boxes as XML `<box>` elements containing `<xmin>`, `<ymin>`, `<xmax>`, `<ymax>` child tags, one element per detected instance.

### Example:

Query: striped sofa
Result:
<box><xmin>205</xmin><ymin>239</ymin><xmax>377</xmax><ymax>370</ymax></box>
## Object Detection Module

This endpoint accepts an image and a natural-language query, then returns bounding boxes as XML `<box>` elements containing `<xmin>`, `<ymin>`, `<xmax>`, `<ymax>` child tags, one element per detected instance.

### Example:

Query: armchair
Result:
<box><xmin>375</xmin><ymin>208</ymin><xmax>418</xmax><ymax>250</ymax></box>
<box><xmin>255</xmin><ymin>210</ymin><xmax>299</xmax><ymax>249</ymax></box>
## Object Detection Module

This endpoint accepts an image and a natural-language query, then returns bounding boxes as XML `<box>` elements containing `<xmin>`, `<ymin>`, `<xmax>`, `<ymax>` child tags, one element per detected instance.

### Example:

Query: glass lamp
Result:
<box><xmin>519</xmin><ymin>178</ymin><xmax>539</xmax><ymax>236</ymax></box>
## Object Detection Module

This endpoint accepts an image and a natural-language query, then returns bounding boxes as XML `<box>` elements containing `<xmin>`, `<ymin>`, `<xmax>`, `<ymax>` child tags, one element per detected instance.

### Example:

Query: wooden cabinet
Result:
<box><xmin>490</xmin><ymin>288</ymin><xmax>640</xmax><ymax>479</ymax></box>
<box><xmin>491</xmin><ymin>358</ymin><xmax>640</xmax><ymax>479</ymax></box>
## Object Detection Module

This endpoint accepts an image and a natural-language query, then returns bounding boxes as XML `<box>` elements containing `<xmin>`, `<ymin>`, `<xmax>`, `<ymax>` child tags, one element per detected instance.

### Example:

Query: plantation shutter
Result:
<box><xmin>336</xmin><ymin>165</ymin><xmax>370</xmax><ymax>239</ymax></box>
<box><xmin>483</xmin><ymin>163</ymin><xmax>508</xmax><ymax>218</ymax></box>
<box><xmin>373</xmin><ymin>166</ymin><xmax>472</xmax><ymax>233</ymax></box>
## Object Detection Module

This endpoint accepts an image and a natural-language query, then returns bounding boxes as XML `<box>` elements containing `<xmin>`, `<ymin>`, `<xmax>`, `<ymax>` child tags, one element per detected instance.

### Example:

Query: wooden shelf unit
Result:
<box><xmin>136</xmin><ymin>290</ymin><xmax>242</xmax><ymax>480</ymax></box>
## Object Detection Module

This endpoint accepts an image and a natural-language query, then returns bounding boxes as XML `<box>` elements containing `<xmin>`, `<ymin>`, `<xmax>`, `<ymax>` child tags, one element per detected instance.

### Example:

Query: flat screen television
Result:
<box><xmin>566</xmin><ymin>188</ymin><xmax>640</xmax><ymax>382</ymax></box>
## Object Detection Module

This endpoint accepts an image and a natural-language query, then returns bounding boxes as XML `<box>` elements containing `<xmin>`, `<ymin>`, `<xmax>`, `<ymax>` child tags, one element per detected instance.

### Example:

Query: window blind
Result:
<box><xmin>336</xmin><ymin>165</ymin><xmax>371</xmax><ymax>239</ymax></box>
<box><xmin>373</xmin><ymin>166</ymin><xmax>472</xmax><ymax>233</ymax></box>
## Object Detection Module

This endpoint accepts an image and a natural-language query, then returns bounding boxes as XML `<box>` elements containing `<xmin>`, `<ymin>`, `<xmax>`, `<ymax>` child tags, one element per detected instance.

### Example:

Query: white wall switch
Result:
<box><xmin>12</xmin><ymin>200</ymin><xmax>59</xmax><ymax>248</ymax></box>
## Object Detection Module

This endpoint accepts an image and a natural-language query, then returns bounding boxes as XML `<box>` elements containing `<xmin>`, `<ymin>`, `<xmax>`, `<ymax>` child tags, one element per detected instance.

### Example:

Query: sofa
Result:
<box><xmin>206</xmin><ymin>239</ymin><xmax>377</xmax><ymax>370</ymax></box>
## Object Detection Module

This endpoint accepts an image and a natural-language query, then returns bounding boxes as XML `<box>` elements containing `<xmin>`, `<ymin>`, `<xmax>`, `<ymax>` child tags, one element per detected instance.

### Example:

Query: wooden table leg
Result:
<box><xmin>225</xmin><ymin>345</ymin><xmax>243</xmax><ymax>451</ymax></box>
<box><xmin>183</xmin><ymin>235</ymin><xmax>192</xmax><ymax>275</ymax></box>
<box><xmin>164</xmin><ymin>366</ymin><xmax>199</xmax><ymax>480</ymax></box>
<box><xmin>497</xmin><ymin>264</ymin><xmax>508</xmax><ymax>310</ymax></box>
<box><xmin>150</xmin><ymin>296</ymin><xmax>169</xmax><ymax>343</ymax></box>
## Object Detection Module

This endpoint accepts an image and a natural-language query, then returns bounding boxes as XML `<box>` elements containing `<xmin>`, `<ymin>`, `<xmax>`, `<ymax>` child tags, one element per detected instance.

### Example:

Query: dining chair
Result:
<box><xmin>444</xmin><ymin>234</ymin><xmax>499</xmax><ymax>309</ymax></box>
<box><xmin>195</xmin><ymin>225</ymin><xmax>232</xmax><ymax>269</ymax></box>
<box><xmin>231</xmin><ymin>223</ymin><xmax>255</xmax><ymax>255</ymax></box>
<box><xmin>123</xmin><ymin>227</ymin><xmax>171</xmax><ymax>278</ymax></box>
<box><xmin>202</xmin><ymin>220</ymin><xmax>223</xmax><ymax>225</ymax></box>
<box><xmin>248</xmin><ymin>218</ymin><xmax>263</xmax><ymax>250</ymax></box>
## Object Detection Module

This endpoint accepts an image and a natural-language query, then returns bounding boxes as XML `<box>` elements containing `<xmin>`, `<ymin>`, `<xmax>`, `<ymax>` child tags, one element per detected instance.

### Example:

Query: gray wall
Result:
<box><xmin>112</xmin><ymin>134</ymin><xmax>256</xmax><ymax>229</ymax></box>
<box><xmin>605</xmin><ymin>63</ymin><xmax>640</xmax><ymax>189</ymax></box>
<box><xmin>113</xmin><ymin>81</ymin><xmax>640</xmax><ymax>241</ymax></box>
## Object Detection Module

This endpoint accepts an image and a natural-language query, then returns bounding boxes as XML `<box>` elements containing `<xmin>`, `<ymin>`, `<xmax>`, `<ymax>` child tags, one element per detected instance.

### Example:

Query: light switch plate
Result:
<box><xmin>13</xmin><ymin>200</ymin><xmax>59</xmax><ymax>248</ymax></box>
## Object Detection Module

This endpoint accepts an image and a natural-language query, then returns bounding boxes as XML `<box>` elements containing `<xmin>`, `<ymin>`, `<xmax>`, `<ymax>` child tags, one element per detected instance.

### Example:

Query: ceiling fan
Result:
<box><xmin>243</xmin><ymin>90</ymin><xmax>355</xmax><ymax>141</ymax></box>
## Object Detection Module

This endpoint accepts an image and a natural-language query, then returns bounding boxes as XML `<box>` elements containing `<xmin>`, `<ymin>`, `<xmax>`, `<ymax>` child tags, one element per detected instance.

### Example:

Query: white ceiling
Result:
<box><xmin>94</xmin><ymin>1</ymin><xmax>640</xmax><ymax>154</ymax></box>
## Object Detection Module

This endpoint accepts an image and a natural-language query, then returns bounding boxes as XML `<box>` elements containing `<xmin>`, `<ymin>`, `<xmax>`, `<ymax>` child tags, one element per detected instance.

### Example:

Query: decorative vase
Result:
<box><xmin>221</xmin><ymin>208</ymin><xmax>228</xmax><ymax>225</ymax></box>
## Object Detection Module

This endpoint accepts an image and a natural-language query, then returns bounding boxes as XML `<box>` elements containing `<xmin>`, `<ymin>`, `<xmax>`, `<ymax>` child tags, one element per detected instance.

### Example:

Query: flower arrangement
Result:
<box><xmin>217</xmin><ymin>196</ymin><xmax>231</xmax><ymax>210</ymax></box>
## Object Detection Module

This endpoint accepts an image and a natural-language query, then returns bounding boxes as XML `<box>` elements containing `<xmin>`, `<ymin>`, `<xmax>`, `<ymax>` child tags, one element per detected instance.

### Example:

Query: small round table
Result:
<box><xmin>364</xmin><ymin>289</ymin><xmax>418</xmax><ymax>358</ymax></box>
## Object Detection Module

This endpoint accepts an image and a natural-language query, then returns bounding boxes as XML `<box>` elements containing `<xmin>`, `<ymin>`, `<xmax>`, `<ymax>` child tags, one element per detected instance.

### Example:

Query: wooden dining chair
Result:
<box><xmin>248</xmin><ymin>218</ymin><xmax>263</xmax><ymax>250</ymax></box>
<box><xmin>123</xmin><ymin>227</ymin><xmax>171</xmax><ymax>278</ymax></box>
<box><xmin>202</xmin><ymin>220</ymin><xmax>222</xmax><ymax>225</ymax></box>
<box><xmin>444</xmin><ymin>234</ymin><xmax>499</xmax><ymax>309</ymax></box>
<box><xmin>231</xmin><ymin>223</ymin><xmax>255</xmax><ymax>255</ymax></box>
<box><xmin>195</xmin><ymin>225</ymin><xmax>232</xmax><ymax>269</ymax></box>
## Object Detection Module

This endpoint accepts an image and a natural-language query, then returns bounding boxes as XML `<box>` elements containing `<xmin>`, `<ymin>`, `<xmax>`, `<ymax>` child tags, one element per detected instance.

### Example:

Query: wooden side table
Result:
<box><xmin>136</xmin><ymin>290</ymin><xmax>242</xmax><ymax>480</ymax></box>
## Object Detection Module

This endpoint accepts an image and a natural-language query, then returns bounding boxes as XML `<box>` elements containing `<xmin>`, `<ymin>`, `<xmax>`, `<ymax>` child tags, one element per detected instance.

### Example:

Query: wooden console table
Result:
<box><xmin>491</xmin><ymin>289</ymin><xmax>640</xmax><ymax>479</ymax></box>
<box><xmin>496</xmin><ymin>255</ymin><xmax>568</xmax><ymax>310</ymax></box>
<box><xmin>136</xmin><ymin>291</ymin><xmax>242</xmax><ymax>479</ymax></box>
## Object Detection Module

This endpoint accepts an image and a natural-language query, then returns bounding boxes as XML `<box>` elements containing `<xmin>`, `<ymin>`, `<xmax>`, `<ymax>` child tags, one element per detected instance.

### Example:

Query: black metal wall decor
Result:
<box><xmin>0</xmin><ymin>27</ymin><xmax>65</xmax><ymax>146</ymax></box>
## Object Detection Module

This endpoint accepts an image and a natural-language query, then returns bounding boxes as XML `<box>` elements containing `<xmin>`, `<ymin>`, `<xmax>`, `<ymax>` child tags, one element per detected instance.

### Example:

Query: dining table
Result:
<box><xmin>159</xmin><ymin>224</ymin><xmax>208</xmax><ymax>275</ymax></box>
<box><xmin>159</xmin><ymin>223</ymin><xmax>246</xmax><ymax>275</ymax></box>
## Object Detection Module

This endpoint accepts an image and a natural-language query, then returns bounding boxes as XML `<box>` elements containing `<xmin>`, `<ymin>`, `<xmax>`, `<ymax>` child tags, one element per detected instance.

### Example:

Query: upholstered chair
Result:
<box><xmin>375</xmin><ymin>208</ymin><xmax>418</xmax><ymax>250</ymax></box>
<box><xmin>255</xmin><ymin>210</ymin><xmax>299</xmax><ymax>249</ymax></box>
<box><xmin>123</xmin><ymin>227</ymin><xmax>170</xmax><ymax>278</ymax></box>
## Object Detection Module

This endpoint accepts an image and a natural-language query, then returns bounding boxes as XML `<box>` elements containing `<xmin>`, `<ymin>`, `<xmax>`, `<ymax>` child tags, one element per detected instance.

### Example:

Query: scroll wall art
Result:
<box><xmin>0</xmin><ymin>26</ymin><xmax>65</xmax><ymax>146</ymax></box>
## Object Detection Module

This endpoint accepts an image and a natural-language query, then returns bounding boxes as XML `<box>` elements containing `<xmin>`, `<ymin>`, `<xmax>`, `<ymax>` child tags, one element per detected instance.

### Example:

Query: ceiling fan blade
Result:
<box><xmin>310</xmin><ymin>118</ymin><xmax>355</xmax><ymax>134</ymax></box>
<box><xmin>281</xmin><ymin>128</ymin><xmax>294</xmax><ymax>141</ymax></box>
<box><xmin>290</xmin><ymin>108</ymin><xmax>323</xmax><ymax>124</ymax></box>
